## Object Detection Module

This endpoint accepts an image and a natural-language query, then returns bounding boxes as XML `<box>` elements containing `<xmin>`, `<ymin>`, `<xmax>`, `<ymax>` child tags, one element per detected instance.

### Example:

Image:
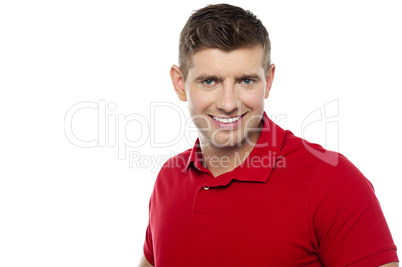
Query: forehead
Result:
<box><xmin>187</xmin><ymin>46</ymin><xmax>265</xmax><ymax>78</ymax></box>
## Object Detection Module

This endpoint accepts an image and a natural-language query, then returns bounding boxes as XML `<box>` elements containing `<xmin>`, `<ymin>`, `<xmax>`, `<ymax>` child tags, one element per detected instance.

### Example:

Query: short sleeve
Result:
<box><xmin>309</xmin><ymin>154</ymin><xmax>398</xmax><ymax>266</ymax></box>
<box><xmin>143</xmin><ymin>189</ymin><xmax>155</xmax><ymax>266</ymax></box>
<box><xmin>143</xmin><ymin>223</ymin><xmax>155</xmax><ymax>265</ymax></box>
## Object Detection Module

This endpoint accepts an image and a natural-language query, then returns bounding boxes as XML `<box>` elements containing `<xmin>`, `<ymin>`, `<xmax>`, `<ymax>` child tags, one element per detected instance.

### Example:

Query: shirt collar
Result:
<box><xmin>186</xmin><ymin>138</ymin><xmax>203</xmax><ymax>172</ymax></box>
<box><xmin>186</xmin><ymin>112</ymin><xmax>286</xmax><ymax>184</ymax></box>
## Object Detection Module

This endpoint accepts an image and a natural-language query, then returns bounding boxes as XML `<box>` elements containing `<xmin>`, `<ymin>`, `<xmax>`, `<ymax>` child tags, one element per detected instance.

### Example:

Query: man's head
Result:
<box><xmin>171</xmin><ymin>4</ymin><xmax>275</xmax><ymax>149</ymax></box>
<box><xmin>178</xmin><ymin>3</ymin><xmax>271</xmax><ymax>81</ymax></box>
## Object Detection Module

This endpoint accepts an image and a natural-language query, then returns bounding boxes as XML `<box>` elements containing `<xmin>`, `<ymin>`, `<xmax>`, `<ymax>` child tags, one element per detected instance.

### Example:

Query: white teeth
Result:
<box><xmin>212</xmin><ymin>116</ymin><xmax>241</xmax><ymax>124</ymax></box>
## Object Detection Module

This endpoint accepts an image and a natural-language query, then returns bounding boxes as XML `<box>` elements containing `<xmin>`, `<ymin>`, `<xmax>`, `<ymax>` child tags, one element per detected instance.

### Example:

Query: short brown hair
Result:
<box><xmin>179</xmin><ymin>3</ymin><xmax>271</xmax><ymax>81</ymax></box>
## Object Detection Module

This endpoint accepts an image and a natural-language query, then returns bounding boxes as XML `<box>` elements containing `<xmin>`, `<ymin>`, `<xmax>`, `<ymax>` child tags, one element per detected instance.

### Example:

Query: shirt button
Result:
<box><xmin>203</xmin><ymin>187</ymin><xmax>209</xmax><ymax>190</ymax></box>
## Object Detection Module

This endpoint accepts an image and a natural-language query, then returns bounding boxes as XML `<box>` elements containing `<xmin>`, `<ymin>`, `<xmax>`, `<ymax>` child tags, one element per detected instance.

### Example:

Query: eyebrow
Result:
<box><xmin>194</xmin><ymin>74</ymin><xmax>262</xmax><ymax>83</ymax></box>
<box><xmin>236</xmin><ymin>74</ymin><xmax>262</xmax><ymax>82</ymax></box>
<box><xmin>194</xmin><ymin>75</ymin><xmax>223</xmax><ymax>83</ymax></box>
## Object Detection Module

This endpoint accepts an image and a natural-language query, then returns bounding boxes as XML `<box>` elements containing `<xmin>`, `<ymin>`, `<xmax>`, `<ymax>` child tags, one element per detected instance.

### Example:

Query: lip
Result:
<box><xmin>209</xmin><ymin>113</ymin><xmax>246</xmax><ymax>129</ymax></box>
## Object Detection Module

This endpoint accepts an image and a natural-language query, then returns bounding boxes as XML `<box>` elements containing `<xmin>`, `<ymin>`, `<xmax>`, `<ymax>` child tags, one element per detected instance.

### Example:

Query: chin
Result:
<box><xmin>208</xmin><ymin>132</ymin><xmax>245</xmax><ymax>148</ymax></box>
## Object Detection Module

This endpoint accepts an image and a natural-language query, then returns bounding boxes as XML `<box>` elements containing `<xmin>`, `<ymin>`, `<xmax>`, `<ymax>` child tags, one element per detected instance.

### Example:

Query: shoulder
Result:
<box><xmin>281</xmin><ymin>130</ymin><xmax>336</xmax><ymax>161</ymax></box>
<box><xmin>282</xmin><ymin>130</ymin><xmax>353</xmax><ymax>166</ymax></box>
<box><xmin>279</xmin><ymin>130</ymin><xmax>371</xmax><ymax>188</ymax></box>
<box><xmin>150</xmin><ymin>148</ymin><xmax>193</xmax><ymax>201</ymax></box>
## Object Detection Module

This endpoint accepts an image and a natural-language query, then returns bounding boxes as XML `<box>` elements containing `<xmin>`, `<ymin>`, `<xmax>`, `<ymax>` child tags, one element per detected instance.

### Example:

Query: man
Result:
<box><xmin>139</xmin><ymin>3</ymin><xmax>398</xmax><ymax>266</ymax></box>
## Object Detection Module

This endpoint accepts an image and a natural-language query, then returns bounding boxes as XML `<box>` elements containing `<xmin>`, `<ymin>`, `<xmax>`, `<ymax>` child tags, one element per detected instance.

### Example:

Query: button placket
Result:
<box><xmin>192</xmin><ymin>185</ymin><xmax>214</xmax><ymax>217</ymax></box>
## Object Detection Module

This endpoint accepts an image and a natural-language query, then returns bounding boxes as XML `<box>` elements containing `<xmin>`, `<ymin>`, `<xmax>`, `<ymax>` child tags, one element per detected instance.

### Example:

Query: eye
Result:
<box><xmin>203</xmin><ymin>79</ymin><xmax>215</xmax><ymax>86</ymax></box>
<box><xmin>242</xmin><ymin>79</ymin><xmax>254</xmax><ymax>85</ymax></box>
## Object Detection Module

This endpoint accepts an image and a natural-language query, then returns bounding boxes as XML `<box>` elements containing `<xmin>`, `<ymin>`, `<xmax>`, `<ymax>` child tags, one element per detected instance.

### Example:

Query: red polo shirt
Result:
<box><xmin>143</xmin><ymin>112</ymin><xmax>398</xmax><ymax>266</ymax></box>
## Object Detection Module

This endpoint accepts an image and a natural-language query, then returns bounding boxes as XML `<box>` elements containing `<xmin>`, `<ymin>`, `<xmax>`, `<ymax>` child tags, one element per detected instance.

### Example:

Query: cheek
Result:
<box><xmin>187</xmin><ymin>89</ymin><xmax>214</xmax><ymax>113</ymax></box>
<box><xmin>241</xmin><ymin>88</ymin><xmax>266</xmax><ymax>109</ymax></box>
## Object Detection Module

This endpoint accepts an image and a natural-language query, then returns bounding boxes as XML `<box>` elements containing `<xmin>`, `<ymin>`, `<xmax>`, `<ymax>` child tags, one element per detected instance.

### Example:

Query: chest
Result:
<box><xmin>150</xmin><ymin>171</ymin><xmax>322</xmax><ymax>266</ymax></box>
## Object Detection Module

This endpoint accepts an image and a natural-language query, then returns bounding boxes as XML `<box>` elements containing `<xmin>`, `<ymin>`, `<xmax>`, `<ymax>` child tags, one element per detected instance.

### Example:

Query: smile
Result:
<box><xmin>212</xmin><ymin>115</ymin><xmax>242</xmax><ymax>124</ymax></box>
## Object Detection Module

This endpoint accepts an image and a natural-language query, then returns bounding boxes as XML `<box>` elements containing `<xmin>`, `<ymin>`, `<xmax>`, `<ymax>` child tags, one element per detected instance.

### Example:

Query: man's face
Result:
<box><xmin>174</xmin><ymin>45</ymin><xmax>274</xmax><ymax>149</ymax></box>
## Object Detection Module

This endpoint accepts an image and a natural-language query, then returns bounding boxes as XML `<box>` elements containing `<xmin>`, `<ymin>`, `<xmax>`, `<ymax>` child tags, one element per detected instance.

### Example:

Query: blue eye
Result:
<box><xmin>242</xmin><ymin>79</ymin><xmax>253</xmax><ymax>85</ymax></box>
<box><xmin>203</xmin><ymin>80</ymin><xmax>215</xmax><ymax>86</ymax></box>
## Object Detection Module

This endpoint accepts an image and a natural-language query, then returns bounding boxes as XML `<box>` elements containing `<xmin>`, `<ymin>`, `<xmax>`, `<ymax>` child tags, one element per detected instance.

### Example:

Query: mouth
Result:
<box><xmin>210</xmin><ymin>113</ymin><xmax>246</xmax><ymax>124</ymax></box>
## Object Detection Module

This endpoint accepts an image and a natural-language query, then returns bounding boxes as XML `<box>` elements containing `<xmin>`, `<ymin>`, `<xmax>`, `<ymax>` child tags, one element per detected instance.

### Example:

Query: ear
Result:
<box><xmin>170</xmin><ymin>65</ymin><xmax>187</xmax><ymax>101</ymax></box>
<box><xmin>265</xmin><ymin>64</ymin><xmax>275</xmax><ymax>99</ymax></box>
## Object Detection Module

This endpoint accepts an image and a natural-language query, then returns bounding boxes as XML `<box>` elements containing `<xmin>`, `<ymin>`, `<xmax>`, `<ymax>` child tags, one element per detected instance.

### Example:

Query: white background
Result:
<box><xmin>1</xmin><ymin>0</ymin><xmax>401</xmax><ymax>266</ymax></box>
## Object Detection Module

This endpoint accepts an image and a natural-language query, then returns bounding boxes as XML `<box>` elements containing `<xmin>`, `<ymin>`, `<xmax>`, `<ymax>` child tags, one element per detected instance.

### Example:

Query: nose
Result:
<box><xmin>216</xmin><ymin>83</ymin><xmax>239</xmax><ymax>113</ymax></box>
